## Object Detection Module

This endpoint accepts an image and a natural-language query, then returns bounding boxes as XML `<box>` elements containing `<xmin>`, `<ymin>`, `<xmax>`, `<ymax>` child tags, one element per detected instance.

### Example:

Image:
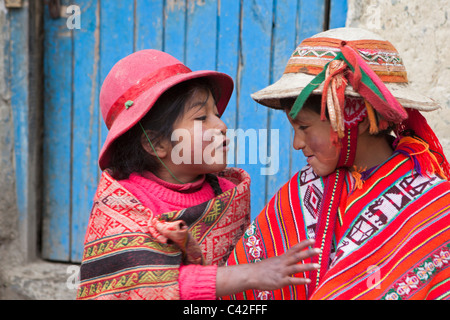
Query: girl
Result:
<box><xmin>225</xmin><ymin>28</ymin><xmax>450</xmax><ymax>300</ymax></box>
<box><xmin>76</xmin><ymin>50</ymin><xmax>319</xmax><ymax>300</ymax></box>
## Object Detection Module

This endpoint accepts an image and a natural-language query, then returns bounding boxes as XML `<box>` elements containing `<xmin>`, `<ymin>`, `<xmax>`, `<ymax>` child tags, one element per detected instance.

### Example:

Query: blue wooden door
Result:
<box><xmin>42</xmin><ymin>0</ymin><xmax>347</xmax><ymax>262</ymax></box>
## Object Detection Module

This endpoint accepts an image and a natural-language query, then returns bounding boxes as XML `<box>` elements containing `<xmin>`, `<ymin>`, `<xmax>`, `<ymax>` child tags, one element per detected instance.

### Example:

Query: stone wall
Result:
<box><xmin>0</xmin><ymin>0</ymin><xmax>22</xmax><ymax>297</ymax></box>
<box><xmin>347</xmin><ymin>0</ymin><xmax>450</xmax><ymax>158</ymax></box>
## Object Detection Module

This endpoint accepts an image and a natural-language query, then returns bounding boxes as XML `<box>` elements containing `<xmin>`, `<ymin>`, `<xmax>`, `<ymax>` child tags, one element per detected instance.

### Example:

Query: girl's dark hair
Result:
<box><xmin>109</xmin><ymin>78</ymin><xmax>219</xmax><ymax>180</ymax></box>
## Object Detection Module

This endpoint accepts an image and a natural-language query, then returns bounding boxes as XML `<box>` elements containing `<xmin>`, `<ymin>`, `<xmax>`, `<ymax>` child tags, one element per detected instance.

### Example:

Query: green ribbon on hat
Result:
<box><xmin>289</xmin><ymin>41</ymin><xmax>408</xmax><ymax>123</ymax></box>
<box><xmin>289</xmin><ymin>51</ymin><xmax>388</xmax><ymax>120</ymax></box>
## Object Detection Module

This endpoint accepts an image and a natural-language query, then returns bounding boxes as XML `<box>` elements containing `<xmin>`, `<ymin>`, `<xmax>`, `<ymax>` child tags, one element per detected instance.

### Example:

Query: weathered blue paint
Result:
<box><xmin>41</xmin><ymin>0</ymin><xmax>348</xmax><ymax>262</ymax></box>
<box><xmin>186</xmin><ymin>0</ymin><xmax>218</xmax><ymax>71</ymax></box>
<box><xmin>216</xmin><ymin>0</ymin><xmax>240</xmax><ymax>137</ymax></box>
<box><xmin>296</xmin><ymin>0</ymin><xmax>326</xmax><ymax>42</ymax></box>
<box><xmin>289</xmin><ymin>0</ymin><xmax>328</xmax><ymax>175</ymax></box>
<box><xmin>42</xmin><ymin>0</ymin><xmax>75</xmax><ymax>261</ymax></box>
<box><xmin>70</xmin><ymin>0</ymin><xmax>101</xmax><ymax>262</ymax></box>
<box><xmin>9</xmin><ymin>3</ymin><xmax>30</xmax><ymax>226</ymax></box>
<box><xmin>99</xmin><ymin>0</ymin><xmax>135</xmax><ymax>144</ymax></box>
<box><xmin>135</xmin><ymin>0</ymin><xmax>164</xmax><ymax>51</ymax></box>
<box><xmin>164</xmin><ymin>0</ymin><xmax>186</xmax><ymax>63</ymax></box>
<box><xmin>330</xmin><ymin>0</ymin><xmax>348</xmax><ymax>29</ymax></box>
<box><xmin>267</xmin><ymin>0</ymin><xmax>304</xmax><ymax>202</ymax></box>
<box><xmin>237</xmin><ymin>0</ymin><xmax>274</xmax><ymax>219</ymax></box>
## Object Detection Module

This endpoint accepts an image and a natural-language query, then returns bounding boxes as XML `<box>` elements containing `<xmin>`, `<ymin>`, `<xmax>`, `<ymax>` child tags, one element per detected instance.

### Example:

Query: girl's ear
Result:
<box><xmin>140</xmin><ymin>130</ymin><xmax>171</xmax><ymax>159</ymax></box>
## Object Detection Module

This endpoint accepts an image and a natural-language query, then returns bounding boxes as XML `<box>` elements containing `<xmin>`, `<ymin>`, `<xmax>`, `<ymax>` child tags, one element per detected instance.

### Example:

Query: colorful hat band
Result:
<box><xmin>284</xmin><ymin>38</ymin><xmax>408</xmax><ymax>83</ymax></box>
<box><xmin>105</xmin><ymin>64</ymin><xmax>191</xmax><ymax>129</ymax></box>
<box><xmin>287</xmin><ymin>39</ymin><xmax>411</xmax><ymax>169</ymax></box>
<box><xmin>289</xmin><ymin>40</ymin><xmax>408</xmax><ymax>127</ymax></box>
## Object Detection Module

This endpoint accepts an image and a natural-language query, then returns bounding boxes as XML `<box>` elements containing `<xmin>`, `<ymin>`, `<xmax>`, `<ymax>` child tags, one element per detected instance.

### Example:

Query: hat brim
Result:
<box><xmin>251</xmin><ymin>72</ymin><xmax>440</xmax><ymax>112</ymax></box>
<box><xmin>99</xmin><ymin>70</ymin><xmax>233</xmax><ymax>170</ymax></box>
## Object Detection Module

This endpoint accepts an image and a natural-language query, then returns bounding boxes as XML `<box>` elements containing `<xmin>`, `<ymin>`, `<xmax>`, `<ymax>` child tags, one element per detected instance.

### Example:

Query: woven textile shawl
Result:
<box><xmin>224</xmin><ymin>144</ymin><xmax>450</xmax><ymax>300</ymax></box>
<box><xmin>77</xmin><ymin>167</ymin><xmax>250</xmax><ymax>300</ymax></box>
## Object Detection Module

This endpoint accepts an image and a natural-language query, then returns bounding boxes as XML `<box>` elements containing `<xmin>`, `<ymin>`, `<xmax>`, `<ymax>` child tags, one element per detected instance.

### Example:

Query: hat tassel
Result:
<box><xmin>396</xmin><ymin>108</ymin><xmax>450</xmax><ymax>180</ymax></box>
<box><xmin>321</xmin><ymin>60</ymin><xmax>347</xmax><ymax>142</ymax></box>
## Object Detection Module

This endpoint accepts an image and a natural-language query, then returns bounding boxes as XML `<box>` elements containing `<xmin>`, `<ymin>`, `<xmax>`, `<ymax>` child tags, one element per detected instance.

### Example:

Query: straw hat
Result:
<box><xmin>251</xmin><ymin>28</ymin><xmax>439</xmax><ymax>112</ymax></box>
<box><xmin>98</xmin><ymin>50</ymin><xmax>233</xmax><ymax>170</ymax></box>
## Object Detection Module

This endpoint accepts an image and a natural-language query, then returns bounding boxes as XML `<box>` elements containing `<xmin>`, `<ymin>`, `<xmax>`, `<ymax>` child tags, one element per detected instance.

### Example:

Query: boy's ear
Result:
<box><xmin>357</xmin><ymin>116</ymin><xmax>371</xmax><ymax>135</ymax></box>
<box><xmin>140</xmin><ymin>130</ymin><xmax>170</xmax><ymax>159</ymax></box>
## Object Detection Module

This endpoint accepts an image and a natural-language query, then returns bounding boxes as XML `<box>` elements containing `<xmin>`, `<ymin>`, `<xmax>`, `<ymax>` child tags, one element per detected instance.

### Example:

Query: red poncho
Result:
<box><xmin>225</xmin><ymin>138</ymin><xmax>450</xmax><ymax>300</ymax></box>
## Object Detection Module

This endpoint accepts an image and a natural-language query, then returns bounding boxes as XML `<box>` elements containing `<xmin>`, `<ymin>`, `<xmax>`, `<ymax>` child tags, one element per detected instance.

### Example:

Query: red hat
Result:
<box><xmin>98</xmin><ymin>50</ymin><xmax>234</xmax><ymax>170</ymax></box>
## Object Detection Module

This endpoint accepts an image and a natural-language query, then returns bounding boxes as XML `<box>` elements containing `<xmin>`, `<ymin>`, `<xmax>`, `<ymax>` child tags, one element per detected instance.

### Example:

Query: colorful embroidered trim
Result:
<box><xmin>382</xmin><ymin>242</ymin><xmax>450</xmax><ymax>300</ymax></box>
<box><xmin>284</xmin><ymin>38</ymin><xmax>408</xmax><ymax>83</ymax></box>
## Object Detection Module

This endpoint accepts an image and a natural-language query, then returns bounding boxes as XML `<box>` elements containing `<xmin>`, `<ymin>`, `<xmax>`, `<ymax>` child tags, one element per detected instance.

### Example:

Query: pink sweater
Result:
<box><xmin>119</xmin><ymin>171</ymin><xmax>235</xmax><ymax>300</ymax></box>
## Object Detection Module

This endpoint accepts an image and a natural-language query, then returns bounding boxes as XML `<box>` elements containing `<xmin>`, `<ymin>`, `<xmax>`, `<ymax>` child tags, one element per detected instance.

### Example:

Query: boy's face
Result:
<box><xmin>286</xmin><ymin>107</ymin><xmax>340</xmax><ymax>177</ymax></box>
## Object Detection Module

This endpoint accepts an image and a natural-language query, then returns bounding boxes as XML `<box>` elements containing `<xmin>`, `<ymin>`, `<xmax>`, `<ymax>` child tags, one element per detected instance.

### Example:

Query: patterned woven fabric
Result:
<box><xmin>224</xmin><ymin>146</ymin><xmax>450</xmax><ymax>300</ymax></box>
<box><xmin>284</xmin><ymin>37</ymin><xmax>408</xmax><ymax>83</ymax></box>
<box><xmin>77</xmin><ymin>167</ymin><xmax>251</xmax><ymax>300</ymax></box>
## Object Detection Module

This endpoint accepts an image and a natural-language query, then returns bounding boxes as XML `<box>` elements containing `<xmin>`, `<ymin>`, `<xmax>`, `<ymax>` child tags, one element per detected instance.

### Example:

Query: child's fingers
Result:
<box><xmin>284</xmin><ymin>240</ymin><xmax>321</xmax><ymax>265</ymax></box>
<box><xmin>287</xmin><ymin>262</ymin><xmax>320</xmax><ymax>276</ymax></box>
<box><xmin>293</xmin><ymin>239</ymin><xmax>316</xmax><ymax>251</ymax></box>
<box><xmin>283</xmin><ymin>239</ymin><xmax>315</xmax><ymax>260</ymax></box>
<box><xmin>283</xmin><ymin>263</ymin><xmax>319</xmax><ymax>287</ymax></box>
<box><xmin>297</xmin><ymin>247</ymin><xmax>321</xmax><ymax>261</ymax></box>
<box><xmin>288</xmin><ymin>276</ymin><xmax>312</xmax><ymax>286</ymax></box>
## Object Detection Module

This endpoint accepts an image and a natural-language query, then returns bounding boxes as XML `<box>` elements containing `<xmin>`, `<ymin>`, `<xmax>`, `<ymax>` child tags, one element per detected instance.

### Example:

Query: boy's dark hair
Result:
<box><xmin>281</xmin><ymin>94</ymin><xmax>395</xmax><ymax>138</ymax></box>
<box><xmin>280</xmin><ymin>94</ymin><xmax>326</xmax><ymax>118</ymax></box>
<box><xmin>109</xmin><ymin>78</ymin><xmax>219</xmax><ymax>180</ymax></box>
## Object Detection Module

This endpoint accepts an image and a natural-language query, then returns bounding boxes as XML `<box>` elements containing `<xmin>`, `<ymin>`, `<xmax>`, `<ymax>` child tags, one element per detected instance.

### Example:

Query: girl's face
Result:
<box><xmin>286</xmin><ymin>107</ymin><xmax>340</xmax><ymax>177</ymax></box>
<box><xmin>164</xmin><ymin>88</ymin><xmax>229</xmax><ymax>182</ymax></box>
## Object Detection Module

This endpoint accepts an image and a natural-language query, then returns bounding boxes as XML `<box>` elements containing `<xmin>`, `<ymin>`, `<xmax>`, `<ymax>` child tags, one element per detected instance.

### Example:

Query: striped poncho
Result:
<box><xmin>77</xmin><ymin>167</ymin><xmax>251</xmax><ymax>300</ymax></box>
<box><xmin>224</xmin><ymin>140</ymin><xmax>450</xmax><ymax>300</ymax></box>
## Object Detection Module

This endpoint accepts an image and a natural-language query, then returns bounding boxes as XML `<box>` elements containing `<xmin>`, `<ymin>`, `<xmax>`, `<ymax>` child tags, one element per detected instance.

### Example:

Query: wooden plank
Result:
<box><xmin>42</xmin><ymin>0</ymin><xmax>73</xmax><ymax>261</ymax></box>
<box><xmin>267</xmin><ymin>0</ymin><xmax>301</xmax><ymax>201</ymax></box>
<box><xmin>9</xmin><ymin>1</ymin><xmax>29</xmax><ymax>226</ymax></box>
<box><xmin>99</xmin><ymin>0</ymin><xmax>135</xmax><ymax>145</ymax></box>
<box><xmin>135</xmin><ymin>0</ymin><xmax>164</xmax><ymax>51</ymax></box>
<box><xmin>289</xmin><ymin>0</ymin><xmax>326</xmax><ymax>173</ymax></box>
<box><xmin>185</xmin><ymin>0</ymin><xmax>217</xmax><ymax>71</ymax></box>
<box><xmin>70</xmin><ymin>0</ymin><xmax>100</xmax><ymax>262</ymax></box>
<box><xmin>8</xmin><ymin>1</ymin><xmax>40</xmax><ymax>259</ymax></box>
<box><xmin>329</xmin><ymin>0</ymin><xmax>348</xmax><ymax>29</ymax></box>
<box><xmin>164</xmin><ymin>0</ymin><xmax>186</xmax><ymax>62</ymax></box>
<box><xmin>217</xmin><ymin>0</ymin><xmax>240</xmax><ymax>165</ymax></box>
<box><xmin>296</xmin><ymin>0</ymin><xmax>326</xmax><ymax>43</ymax></box>
<box><xmin>237</xmin><ymin>0</ymin><xmax>274</xmax><ymax>219</ymax></box>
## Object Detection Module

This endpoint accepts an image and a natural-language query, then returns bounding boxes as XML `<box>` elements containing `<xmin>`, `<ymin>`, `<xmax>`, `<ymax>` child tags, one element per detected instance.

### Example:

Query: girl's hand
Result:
<box><xmin>216</xmin><ymin>239</ymin><xmax>320</xmax><ymax>297</ymax></box>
